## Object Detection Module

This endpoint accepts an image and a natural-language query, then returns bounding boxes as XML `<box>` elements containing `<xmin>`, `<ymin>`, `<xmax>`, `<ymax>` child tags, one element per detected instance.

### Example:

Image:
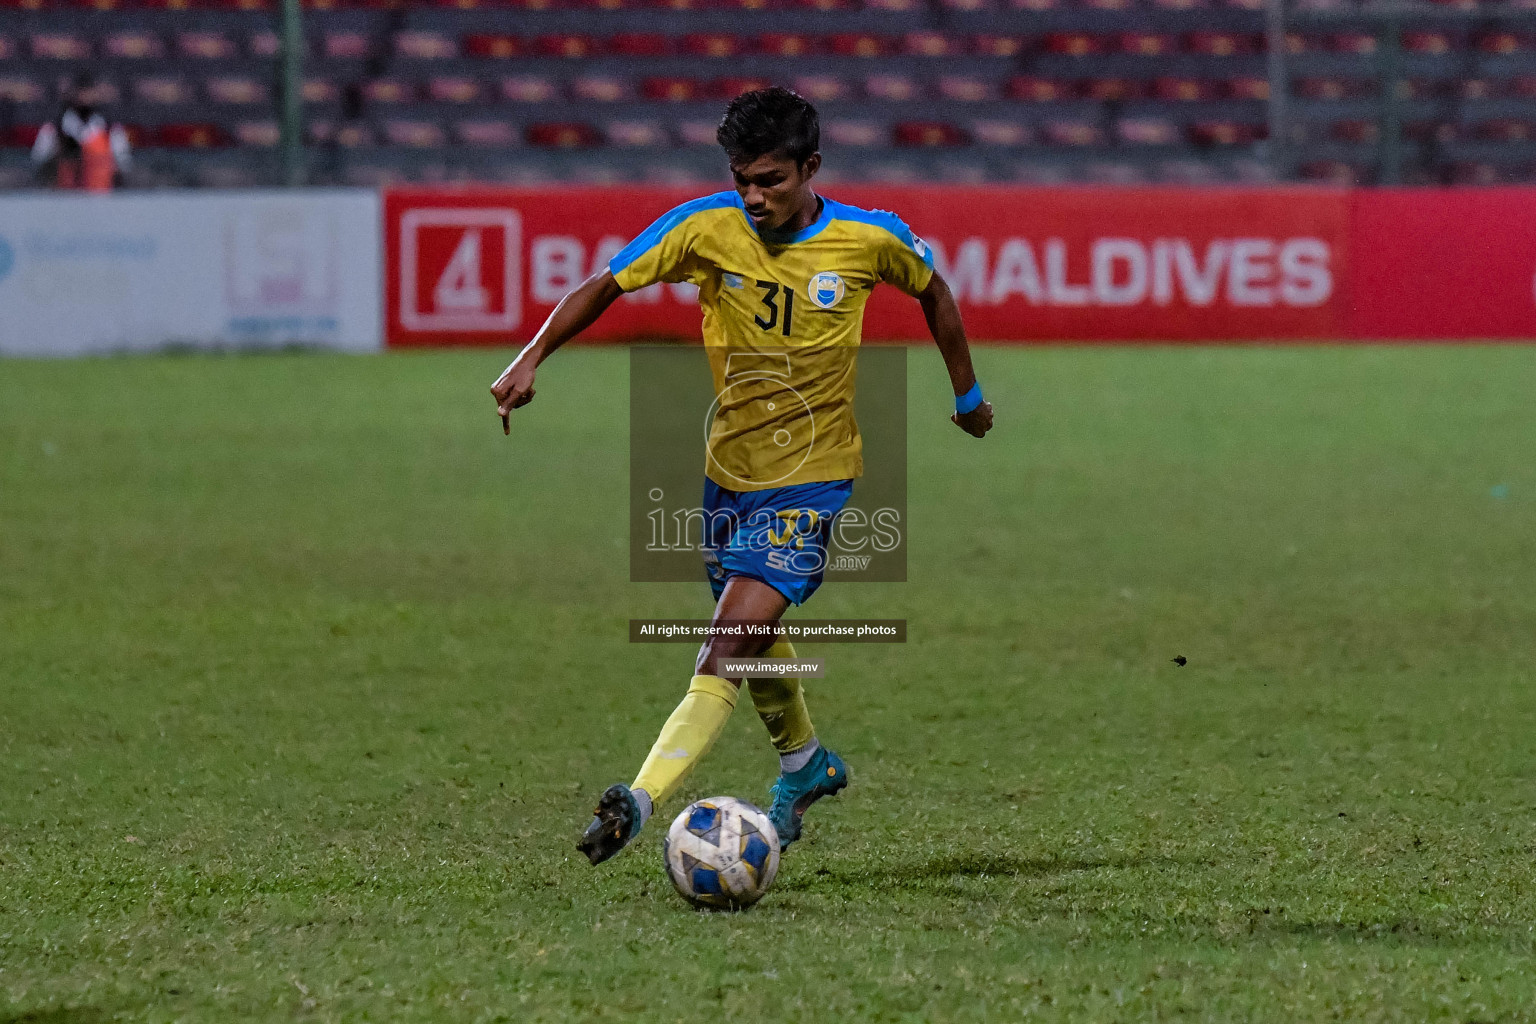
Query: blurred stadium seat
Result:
<box><xmin>1</xmin><ymin>0</ymin><xmax>1532</xmax><ymax>187</ymax></box>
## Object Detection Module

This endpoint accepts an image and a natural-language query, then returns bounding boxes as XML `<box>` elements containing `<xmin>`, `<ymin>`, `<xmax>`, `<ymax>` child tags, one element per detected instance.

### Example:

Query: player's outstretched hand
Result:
<box><xmin>491</xmin><ymin>358</ymin><xmax>537</xmax><ymax>434</ymax></box>
<box><xmin>951</xmin><ymin>400</ymin><xmax>993</xmax><ymax>438</ymax></box>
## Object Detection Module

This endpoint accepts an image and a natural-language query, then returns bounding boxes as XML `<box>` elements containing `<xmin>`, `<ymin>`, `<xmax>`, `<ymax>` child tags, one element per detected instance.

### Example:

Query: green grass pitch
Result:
<box><xmin>3</xmin><ymin>344</ymin><xmax>1536</xmax><ymax>1022</ymax></box>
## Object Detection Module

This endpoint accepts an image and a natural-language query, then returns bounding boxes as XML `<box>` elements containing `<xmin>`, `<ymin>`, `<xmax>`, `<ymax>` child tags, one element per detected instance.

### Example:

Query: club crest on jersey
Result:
<box><xmin>807</xmin><ymin>272</ymin><xmax>845</xmax><ymax>309</ymax></box>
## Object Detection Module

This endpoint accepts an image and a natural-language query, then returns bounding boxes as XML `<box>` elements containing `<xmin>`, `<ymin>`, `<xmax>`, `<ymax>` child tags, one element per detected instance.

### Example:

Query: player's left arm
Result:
<box><xmin>917</xmin><ymin>272</ymin><xmax>993</xmax><ymax>439</ymax></box>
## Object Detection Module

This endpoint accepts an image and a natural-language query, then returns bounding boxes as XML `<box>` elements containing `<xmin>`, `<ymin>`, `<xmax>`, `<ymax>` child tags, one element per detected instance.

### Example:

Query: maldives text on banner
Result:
<box><xmin>384</xmin><ymin>185</ymin><xmax>1536</xmax><ymax>344</ymax></box>
<box><xmin>0</xmin><ymin>190</ymin><xmax>382</xmax><ymax>357</ymax></box>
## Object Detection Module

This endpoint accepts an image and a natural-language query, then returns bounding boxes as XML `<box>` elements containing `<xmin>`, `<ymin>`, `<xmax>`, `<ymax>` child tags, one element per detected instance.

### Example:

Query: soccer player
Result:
<box><xmin>490</xmin><ymin>88</ymin><xmax>994</xmax><ymax>865</ymax></box>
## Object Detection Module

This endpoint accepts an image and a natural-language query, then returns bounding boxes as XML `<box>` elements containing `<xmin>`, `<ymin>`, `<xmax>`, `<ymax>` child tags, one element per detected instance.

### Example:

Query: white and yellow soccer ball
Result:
<box><xmin>663</xmin><ymin>797</ymin><xmax>780</xmax><ymax>910</ymax></box>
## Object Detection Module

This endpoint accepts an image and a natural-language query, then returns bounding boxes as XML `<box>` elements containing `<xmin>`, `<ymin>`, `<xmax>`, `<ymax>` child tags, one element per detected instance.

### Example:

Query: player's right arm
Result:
<box><xmin>491</xmin><ymin>195</ymin><xmax>712</xmax><ymax>433</ymax></box>
<box><xmin>490</xmin><ymin>270</ymin><xmax>623</xmax><ymax>433</ymax></box>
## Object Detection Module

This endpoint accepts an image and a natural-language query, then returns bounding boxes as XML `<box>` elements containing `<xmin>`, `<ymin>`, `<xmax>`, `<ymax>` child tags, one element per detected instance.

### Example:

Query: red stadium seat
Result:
<box><xmin>894</xmin><ymin>121</ymin><xmax>967</xmax><ymax>147</ymax></box>
<box><xmin>501</xmin><ymin>76</ymin><xmax>559</xmax><ymax>102</ymax></box>
<box><xmin>3</xmin><ymin>125</ymin><xmax>44</xmax><ymax>148</ymax></box>
<box><xmin>972</xmin><ymin>120</ymin><xmax>1032</xmax><ymax>145</ymax></box>
<box><xmin>1117</xmin><ymin>117</ymin><xmax>1180</xmax><ymax>145</ymax></box>
<box><xmin>30</xmin><ymin>33</ymin><xmax>91</xmax><ymax>59</ymax></box>
<box><xmin>1185</xmin><ymin>31</ymin><xmax>1258</xmax><ymax>56</ymax></box>
<box><xmin>302</xmin><ymin>78</ymin><xmax>340</xmax><ymax>104</ymax></box>
<box><xmin>0</xmin><ymin>76</ymin><xmax>46</xmax><ymax>103</ymax></box>
<box><xmin>248</xmin><ymin>31</ymin><xmax>281</xmax><ymax>58</ymax></box>
<box><xmin>1402</xmin><ymin>30</ymin><xmax>1459</xmax><ymax>54</ymax></box>
<box><xmin>157</xmin><ymin>123</ymin><xmax>229</xmax><ymax>148</ymax></box>
<box><xmin>1476</xmin><ymin>30</ymin><xmax>1534</xmax><ymax>54</ymax></box>
<box><xmin>677</xmin><ymin>120</ymin><xmax>720</xmax><ymax>145</ymax></box>
<box><xmin>683</xmin><ymin>33</ymin><xmax>745</xmax><ymax>57</ymax></box>
<box><xmin>207</xmin><ymin>76</ymin><xmax>269</xmax><ymax>104</ymax></box>
<box><xmin>526</xmin><ymin>122</ymin><xmax>601</xmax><ymax>148</ymax></box>
<box><xmin>801</xmin><ymin>0</ymin><xmax>854</xmax><ymax>9</ymax></box>
<box><xmin>534</xmin><ymin>35</ymin><xmax>600</xmax><ymax>58</ymax></box>
<box><xmin>465</xmin><ymin>34</ymin><xmax>520</xmax><ymax>59</ymax></box>
<box><xmin>103</xmin><ymin>31</ymin><xmax>165</xmax><ymax>59</ymax></box>
<box><xmin>426</xmin><ymin>76</ymin><xmax>480</xmax><ymax>103</ymax></box>
<box><xmin>1041</xmin><ymin>119</ymin><xmax>1103</xmax><ymax>146</ymax></box>
<box><xmin>865</xmin><ymin>74</ymin><xmax>921</xmax><ymax>101</ymax></box>
<box><xmin>362</xmin><ymin>79</ymin><xmax>414</xmax><ymax>104</ymax></box>
<box><xmin>1509</xmin><ymin>75</ymin><xmax>1536</xmax><ymax>97</ymax></box>
<box><xmin>1329</xmin><ymin>119</ymin><xmax>1377</xmax><ymax>143</ymax></box>
<box><xmin>135</xmin><ymin>77</ymin><xmax>194</xmax><ymax>104</ymax></box>
<box><xmin>1008</xmin><ymin>76</ymin><xmax>1075</xmax><ymax>102</ymax></box>
<box><xmin>179</xmin><ymin>32</ymin><xmax>238</xmax><ymax>59</ymax></box>
<box><xmin>867</xmin><ymin>0</ymin><xmax>923</xmax><ymax>9</ymax></box>
<box><xmin>1475</xmin><ymin>119</ymin><xmax>1535</xmax><ymax>142</ymax></box>
<box><xmin>791</xmin><ymin>75</ymin><xmax>848</xmax><ymax>101</ymax></box>
<box><xmin>1118</xmin><ymin>32</ymin><xmax>1177</xmax><ymax>56</ymax></box>
<box><xmin>828</xmin><ymin>34</ymin><xmax>893</xmax><ymax>57</ymax></box>
<box><xmin>973</xmin><ymin>35</ymin><xmax>1029</xmax><ymax>57</ymax></box>
<box><xmin>610</xmin><ymin>33</ymin><xmax>672</xmax><ymax>57</ymax></box>
<box><xmin>233</xmin><ymin>120</ymin><xmax>279</xmax><ymax>146</ymax></box>
<box><xmin>714</xmin><ymin>77</ymin><xmax>773</xmax><ymax>98</ymax></box>
<box><xmin>937</xmin><ymin>76</ymin><xmax>996</xmax><ymax>102</ymax></box>
<box><xmin>1085</xmin><ymin>78</ymin><xmax>1144</xmax><ymax>101</ymax></box>
<box><xmin>307</xmin><ymin>121</ymin><xmax>375</xmax><ymax>147</ymax></box>
<box><xmin>1153</xmin><ymin>0</ymin><xmax>1210</xmax><ymax>10</ymax></box>
<box><xmin>903</xmin><ymin>32</ymin><xmax>960</xmax><ymax>57</ymax></box>
<box><xmin>1009</xmin><ymin>0</ymin><xmax>1060</xmax><ymax>10</ymax></box>
<box><xmin>824</xmin><ymin>120</ymin><xmax>884</xmax><ymax>147</ymax></box>
<box><xmin>455</xmin><ymin>120</ymin><xmax>518</xmax><ymax>147</ymax></box>
<box><xmin>383</xmin><ymin>120</ymin><xmax>447</xmax><ymax>148</ymax></box>
<box><xmin>759</xmin><ymin>33</ymin><xmax>816</xmax><ymax>57</ymax></box>
<box><xmin>396</xmin><ymin>32</ymin><xmax>457</xmax><ymax>59</ymax></box>
<box><xmin>606</xmin><ymin>120</ymin><xmax>668</xmax><ymax>147</ymax></box>
<box><xmin>1226</xmin><ymin>76</ymin><xmax>1269</xmax><ymax>100</ymax></box>
<box><xmin>323</xmin><ymin>33</ymin><xmax>371</xmax><ymax>59</ymax></box>
<box><xmin>1152</xmin><ymin>77</ymin><xmax>1218</xmax><ymax>101</ymax></box>
<box><xmin>1189</xmin><ymin>120</ymin><xmax>1262</xmax><ymax>145</ymax></box>
<box><xmin>938</xmin><ymin>0</ymin><xmax>988</xmax><ymax>9</ymax></box>
<box><xmin>1295</xmin><ymin>77</ymin><xmax>1372</xmax><ymax>100</ymax></box>
<box><xmin>1446</xmin><ymin>162</ymin><xmax>1504</xmax><ymax>186</ymax></box>
<box><xmin>571</xmin><ymin>75</ymin><xmax>630</xmax><ymax>101</ymax></box>
<box><xmin>1043</xmin><ymin>33</ymin><xmax>1103</xmax><ymax>56</ymax></box>
<box><xmin>641</xmin><ymin>77</ymin><xmax>701</xmax><ymax>102</ymax></box>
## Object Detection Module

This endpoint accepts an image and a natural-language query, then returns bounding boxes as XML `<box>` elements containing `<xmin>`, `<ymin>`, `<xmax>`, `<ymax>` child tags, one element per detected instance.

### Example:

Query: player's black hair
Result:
<box><xmin>716</xmin><ymin>88</ymin><xmax>820</xmax><ymax>166</ymax></box>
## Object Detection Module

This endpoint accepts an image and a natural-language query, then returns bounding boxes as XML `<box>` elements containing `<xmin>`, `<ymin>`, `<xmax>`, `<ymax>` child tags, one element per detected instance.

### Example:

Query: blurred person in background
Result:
<box><xmin>31</xmin><ymin>75</ymin><xmax>132</xmax><ymax>192</ymax></box>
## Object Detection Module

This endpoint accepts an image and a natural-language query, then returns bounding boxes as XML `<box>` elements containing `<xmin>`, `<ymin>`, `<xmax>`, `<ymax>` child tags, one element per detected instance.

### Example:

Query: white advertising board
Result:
<box><xmin>0</xmin><ymin>190</ymin><xmax>381</xmax><ymax>356</ymax></box>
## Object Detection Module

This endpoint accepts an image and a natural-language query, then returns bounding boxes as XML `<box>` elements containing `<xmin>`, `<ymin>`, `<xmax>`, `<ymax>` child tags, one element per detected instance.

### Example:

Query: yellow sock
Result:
<box><xmin>631</xmin><ymin>674</ymin><xmax>739</xmax><ymax>808</ymax></box>
<box><xmin>747</xmin><ymin>639</ymin><xmax>817</xmax><ymax>755</ymax></box>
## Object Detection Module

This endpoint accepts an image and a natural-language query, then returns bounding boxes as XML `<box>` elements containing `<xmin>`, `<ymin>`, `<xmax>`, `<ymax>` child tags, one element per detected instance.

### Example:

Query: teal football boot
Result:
<box><xmin>577</xmin><ymin>784</ymin><xmax>642</xmax><ymax>865</ymax></box>
<box><xmin>767</xmin><ymin>746</ymin><xmax>849</xmax><ymax>849</ymax></box>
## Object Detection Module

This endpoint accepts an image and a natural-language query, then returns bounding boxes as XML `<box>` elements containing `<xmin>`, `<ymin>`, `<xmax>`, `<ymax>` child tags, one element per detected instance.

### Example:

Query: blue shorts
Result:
<box><xmin>702</xmin><ymin>478</ymin><xmax>855</xmax><ymax>607</ymax></box>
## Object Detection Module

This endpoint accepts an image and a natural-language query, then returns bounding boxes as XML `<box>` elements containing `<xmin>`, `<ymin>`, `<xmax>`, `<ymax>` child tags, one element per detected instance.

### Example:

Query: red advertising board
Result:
<box><xmin>1350</xmin><ymin>188</ymin><xmax>1536</xmax><ymax>340</ymax></box>
<box><xmin>383</xmin><ymin>185</ymin><xmax>1536</xmax><ymax>346</ymax></box>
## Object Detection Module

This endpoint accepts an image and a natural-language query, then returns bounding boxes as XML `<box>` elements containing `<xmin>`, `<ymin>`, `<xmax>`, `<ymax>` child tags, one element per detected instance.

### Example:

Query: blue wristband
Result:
<box><xmin>955</xmin><ymin>381</ymin><xmax>984</xmax><ymax>416</ymax></box>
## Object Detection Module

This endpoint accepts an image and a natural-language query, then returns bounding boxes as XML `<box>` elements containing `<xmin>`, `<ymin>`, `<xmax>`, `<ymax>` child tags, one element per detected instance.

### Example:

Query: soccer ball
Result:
<box><xmin>663</xmin><ymin>796</ymin><xmax>780</xmax><ymax>910</ymax></box>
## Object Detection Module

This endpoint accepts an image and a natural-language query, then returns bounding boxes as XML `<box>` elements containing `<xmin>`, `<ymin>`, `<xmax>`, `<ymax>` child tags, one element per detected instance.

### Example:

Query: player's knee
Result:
<box><xmin>695</xmin><ymin>634</ymin><xmax>773</xmax><ymax>677</ymax></box>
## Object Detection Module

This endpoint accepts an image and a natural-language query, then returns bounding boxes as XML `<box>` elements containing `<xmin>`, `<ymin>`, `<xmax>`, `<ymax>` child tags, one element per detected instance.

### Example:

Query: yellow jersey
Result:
<box><xmin>609</xmin><ymin>191</ymin><xmax>935</xmax><ymax>491</ymax></box>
